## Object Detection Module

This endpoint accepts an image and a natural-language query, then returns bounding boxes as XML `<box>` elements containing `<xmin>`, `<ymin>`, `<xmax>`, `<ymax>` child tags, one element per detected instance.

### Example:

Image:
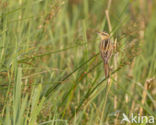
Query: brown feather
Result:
<box><xmin>98</xmin><ymin>32</ymin><xmax>113</xmax><ymax>77</ymax></box>
<box><xmin>104</xmin><ymin>62</ymin><xmax>109</xmax><ymax>77</ymax></box>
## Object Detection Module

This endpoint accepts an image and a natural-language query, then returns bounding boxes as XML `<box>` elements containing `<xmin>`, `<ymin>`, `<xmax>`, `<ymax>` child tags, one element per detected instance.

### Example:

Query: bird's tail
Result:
<box><xmin>104</xmin><ymin>62</ymin><xmax>109</xmax><ymax>78</ymax></box>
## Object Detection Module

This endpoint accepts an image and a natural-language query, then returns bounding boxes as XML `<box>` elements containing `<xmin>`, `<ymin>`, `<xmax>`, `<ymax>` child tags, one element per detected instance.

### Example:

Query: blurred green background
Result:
<box><xmin>0</xmin><ymin>0</ymin><xmax>155</xmax><ymax>124</ymax></box>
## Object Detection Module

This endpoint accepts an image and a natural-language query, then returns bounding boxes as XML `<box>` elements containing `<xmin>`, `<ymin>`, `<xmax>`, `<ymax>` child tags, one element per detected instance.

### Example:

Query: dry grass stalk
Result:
<box><xmin>139</xmin><ymin>80</ymin><xmax>148</xmax><ymax>115</ymax></box>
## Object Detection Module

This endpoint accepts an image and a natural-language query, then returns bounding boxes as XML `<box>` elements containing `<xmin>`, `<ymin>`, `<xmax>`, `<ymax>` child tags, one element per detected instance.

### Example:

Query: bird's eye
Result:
<box><xmin>102</xmin><ymin>33</ymin><xmax>106</xmax><ymax>35</ymax></box>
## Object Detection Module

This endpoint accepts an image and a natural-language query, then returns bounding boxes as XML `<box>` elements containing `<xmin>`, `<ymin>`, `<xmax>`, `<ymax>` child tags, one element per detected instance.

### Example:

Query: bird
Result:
<box><xmin>97</xmin><ymin>32</ymin><xmax>113</xmax><ymax>77</ymax></box>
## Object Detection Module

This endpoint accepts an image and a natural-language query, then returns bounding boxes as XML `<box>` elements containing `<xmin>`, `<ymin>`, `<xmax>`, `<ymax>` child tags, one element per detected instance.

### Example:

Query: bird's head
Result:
<box><xmin>97</xmin><ymin>32</ymin><xmax>110</xmax><ymax>40</ymax></box>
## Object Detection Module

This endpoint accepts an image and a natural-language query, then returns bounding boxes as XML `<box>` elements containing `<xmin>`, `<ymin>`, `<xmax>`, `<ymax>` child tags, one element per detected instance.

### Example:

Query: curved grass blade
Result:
<box><xmin>18</xmin><ymin>43</ymin><xmax>86</xmax><ymax>63</ymax></box>
<box><xmin>61</xmin><ymin>61</ymin><xmax>102</xmax><ymax>117</ymax></box>
<box><xmin>69</xmin><ymin>66</ymin><xmax>123</xmax><ymax>120</ymax></box>
<box><xmin>45</xmin><ymin>53</ymin><xmax>99</xmax><ymax>97</ymax></box>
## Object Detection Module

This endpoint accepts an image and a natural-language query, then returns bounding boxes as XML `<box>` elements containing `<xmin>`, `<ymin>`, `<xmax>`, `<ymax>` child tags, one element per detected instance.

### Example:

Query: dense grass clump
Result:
<box><xmin>0</xmin><ymin>0</ymin><xmax>155</xmax><ymax>124</ymax></box>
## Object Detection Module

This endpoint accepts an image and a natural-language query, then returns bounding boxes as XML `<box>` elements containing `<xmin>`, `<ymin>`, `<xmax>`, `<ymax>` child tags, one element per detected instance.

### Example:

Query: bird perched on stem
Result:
<box><xmin>97</xmin><ymin>32</ymin><xmax>113</xmax><ymax>77</ymax></box>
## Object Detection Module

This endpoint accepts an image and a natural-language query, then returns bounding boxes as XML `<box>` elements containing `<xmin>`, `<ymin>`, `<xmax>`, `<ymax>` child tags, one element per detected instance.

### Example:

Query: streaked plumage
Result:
<box><xmin>98</xmin><ymin>32</ymin><xmax>113</xmax><ymax>77</ymax></box>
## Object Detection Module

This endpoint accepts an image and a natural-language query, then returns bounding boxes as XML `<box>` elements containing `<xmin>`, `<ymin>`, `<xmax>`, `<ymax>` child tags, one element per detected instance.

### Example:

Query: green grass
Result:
<box><xmin>0</xmin><ymin>0</ymin><xmax>156</xmax><ymax>124</ymax></box>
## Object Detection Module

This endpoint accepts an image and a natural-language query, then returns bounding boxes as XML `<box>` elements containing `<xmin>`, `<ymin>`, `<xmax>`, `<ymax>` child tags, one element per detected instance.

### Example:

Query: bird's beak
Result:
<box><xmin>97</xmin><ymin>32</ymin><xmax>101</xmax><ymax>35</ymax></box>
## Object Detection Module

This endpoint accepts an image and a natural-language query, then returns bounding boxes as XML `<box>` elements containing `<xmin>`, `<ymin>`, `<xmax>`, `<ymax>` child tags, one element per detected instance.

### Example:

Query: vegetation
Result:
<box><xmin>0</xmin><ymin>0</ymin><xmax>155</xmax><ymax>124</ymax></box>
